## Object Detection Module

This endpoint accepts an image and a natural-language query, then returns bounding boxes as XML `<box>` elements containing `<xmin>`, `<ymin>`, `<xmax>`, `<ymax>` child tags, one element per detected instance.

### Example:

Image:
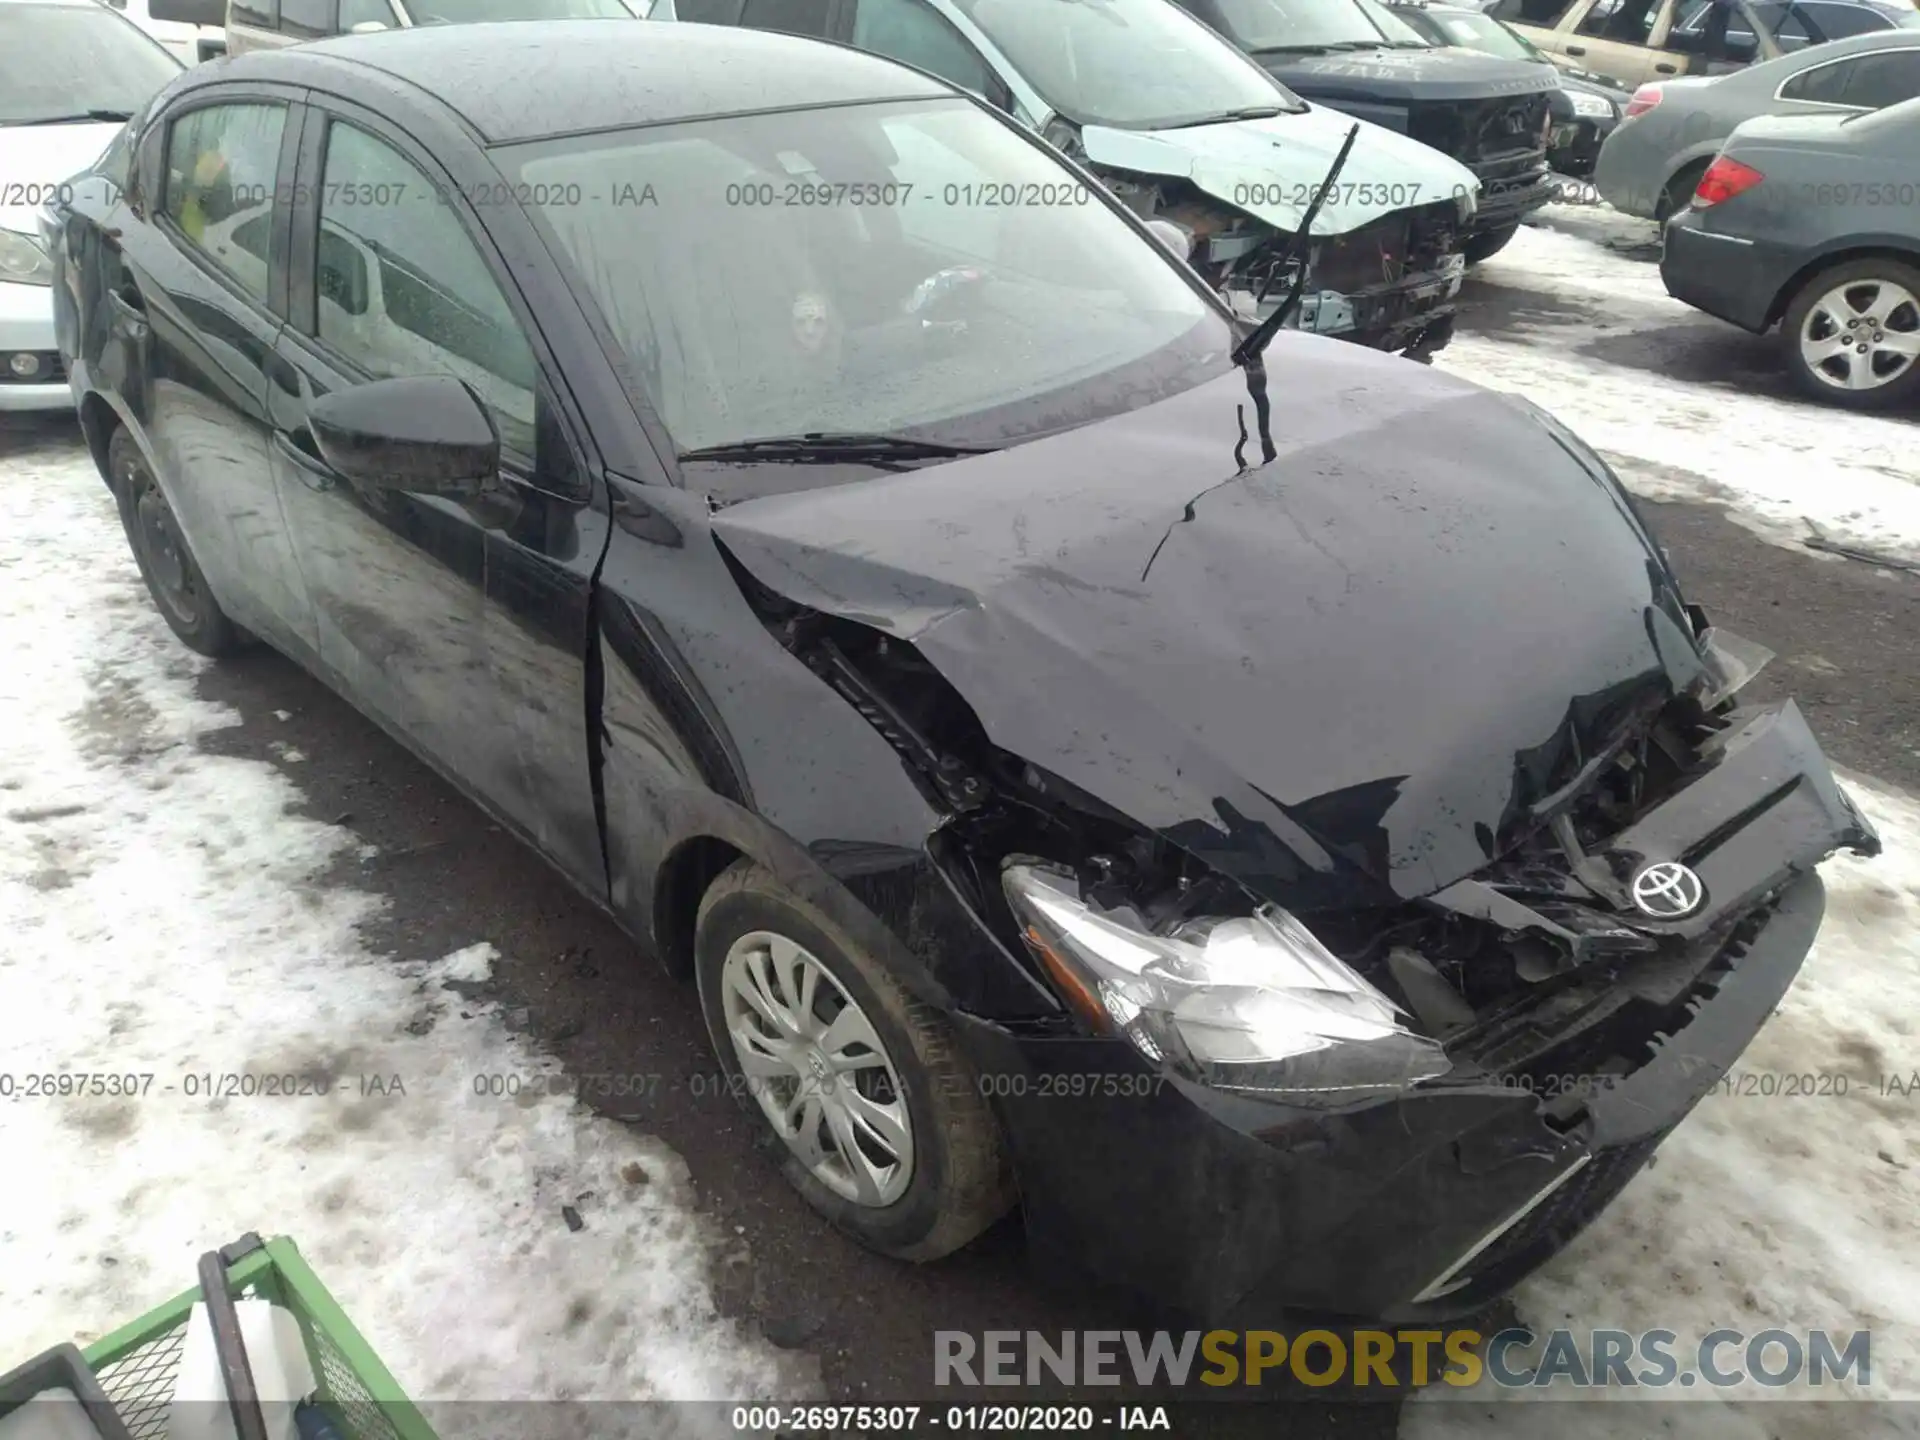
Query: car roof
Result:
<box><xmin>215</xmin><ymin>21</ymin><xmax>953</xmax><ymax>144</ymax></box>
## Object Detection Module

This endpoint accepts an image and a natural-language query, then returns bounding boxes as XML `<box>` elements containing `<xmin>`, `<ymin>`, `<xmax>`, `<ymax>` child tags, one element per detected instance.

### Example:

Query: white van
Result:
<box><xmin>106</xmin><ymin>0</ymin><xmax>226</xmax><ymax>61</ymax></box>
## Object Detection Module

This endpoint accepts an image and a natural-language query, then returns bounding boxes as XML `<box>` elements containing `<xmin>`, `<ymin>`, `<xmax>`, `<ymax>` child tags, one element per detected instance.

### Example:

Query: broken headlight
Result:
<box><xmin>1003</xmin><ymin>863</ymin><xmax>1450</xmax><ymax>1099</ymax></box>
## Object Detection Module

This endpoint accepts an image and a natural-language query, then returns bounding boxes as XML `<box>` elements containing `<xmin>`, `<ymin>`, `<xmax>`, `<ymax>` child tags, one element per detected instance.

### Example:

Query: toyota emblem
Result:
<box><xmin>1630</xmin><ymin>861</ymin><xmax>1706</xmax><ymax>919</ymax></box>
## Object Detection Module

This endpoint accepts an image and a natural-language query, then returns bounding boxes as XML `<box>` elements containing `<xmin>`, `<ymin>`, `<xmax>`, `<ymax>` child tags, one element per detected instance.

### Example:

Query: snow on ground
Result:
<box><xmin>1441</xmin><ymin>211</ymin><xmax>1920</xmax><ymax>566</ymax></box>
<box><xmin>0</xmin><ymin>437</ymin><xmax>811</xmax><ymax>1433</ymax></box>
<box><xmin>1403</xmin><ymin>776</ymin><xmax>1920</xmax><ymax>1436</ymax></box>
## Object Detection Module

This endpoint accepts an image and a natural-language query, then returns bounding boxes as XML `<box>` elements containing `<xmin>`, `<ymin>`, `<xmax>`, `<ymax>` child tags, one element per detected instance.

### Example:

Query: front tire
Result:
<box><xmin>694</xmin><ymin>859</ymin><xmax>1013</xmax><ymax>1261</ymax></box>
<box><xmin>1779</xmin><ymin>258</ymin><xmax>1920</xmax><ymax>412</ymax></box>
<box><xmin>108</xmin><ymin>427</ymin><xmax>243</xmax><ymax>657</ymax></box>
<box><xmin>1463</xmin><ymin>224</ymin><xmax>1519</xmax><ymax>265</ymax></box>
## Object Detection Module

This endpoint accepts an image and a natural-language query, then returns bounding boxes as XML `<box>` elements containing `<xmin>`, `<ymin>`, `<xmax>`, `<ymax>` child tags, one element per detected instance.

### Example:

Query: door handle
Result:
<box><xmin>1565</xmin><ymin>43</ymin><xmax>1586</xmax><ymax>54</ymax></box>
<box><xmin>273</xmin><ymin>429</ymin><xmax>336</xmax><ymax>491</ymax></box>
<box><xmin>1655</xmin><ymin>61</ymin><xmax>1677</xmax><ymax>72</ymax></box>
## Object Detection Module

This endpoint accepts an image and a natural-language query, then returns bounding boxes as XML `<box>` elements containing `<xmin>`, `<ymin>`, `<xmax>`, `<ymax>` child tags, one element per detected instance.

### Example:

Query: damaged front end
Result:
<box><xmin>1109</xmin><ymin>172</ymin><xmax>1468</xmax><ymax>360</ymax></box>
<box><xmin>1066</xmin><ymin>114</ymin><xmax>1477</xmax><ymax>360</ymax></box>
<box><xmin>727</xmin><ymin>564</ymin><xmax>1878</xmax><ymax>1318</ymax></box>
<box><xmin>706</xmin><ymin>369</ymin><xmax>1880</xmax><ymax>1319</ymax></box>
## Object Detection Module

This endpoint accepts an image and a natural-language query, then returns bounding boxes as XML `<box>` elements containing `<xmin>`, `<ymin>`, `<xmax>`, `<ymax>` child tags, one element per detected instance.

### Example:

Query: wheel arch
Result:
<box><xmin>1766</xmin><ymin>242</ymin><xmax>1920</xmax><ymax>330</ymax></box>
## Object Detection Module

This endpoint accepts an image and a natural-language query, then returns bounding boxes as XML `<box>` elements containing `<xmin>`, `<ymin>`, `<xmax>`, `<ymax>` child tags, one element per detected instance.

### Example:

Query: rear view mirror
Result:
<box><xmin>148</xmin><ymin>0</ymin><xmax>227</xmax><ymax>24</ymax></box>
<box><xmin>309</xmin><ymin>375</ymin><xmax>499</xmax><ymax>491</ymax></box>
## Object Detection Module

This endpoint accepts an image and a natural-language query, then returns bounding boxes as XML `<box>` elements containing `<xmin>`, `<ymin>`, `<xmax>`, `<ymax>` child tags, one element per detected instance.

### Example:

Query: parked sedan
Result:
<box><xmin>667</xmin><ymin>0</ymin><xmax>1480</xmax><ymax>360</ymax></box>
<box><xmin>0</xmin><ymin>0</ymin><xmax>181</xmax><ymax>412</ymax></box>
<box><xmin>1663</xmin><ymin>96</ymin><xmax>1920</xmax><ymax>408</ymax></box>
<box><xmin>1390</xmin><ymin>0</ymin><xmax>1627</xmax><ymax>174</ymax></box>
<box><xmin>1595</xmin><ymin>29</ymin><xmax>1920</xmax><ymax>216</ymax></box>
<box><xmin>48</xmin><ymin>20</ymin><xmax>1880</xmax><ymax>1323</ymax></box>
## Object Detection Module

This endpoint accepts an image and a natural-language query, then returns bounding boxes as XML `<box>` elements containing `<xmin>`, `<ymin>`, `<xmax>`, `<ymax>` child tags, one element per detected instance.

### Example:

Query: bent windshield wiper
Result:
<box><xmin>678</xmin><ymin>432</ymin><xmax>997</xmax><ymax>466</ymax></box>
<box><xmin>5</xmin><ymin>109</ymin><xmax>136</xmax><ymax>126</ymax></box>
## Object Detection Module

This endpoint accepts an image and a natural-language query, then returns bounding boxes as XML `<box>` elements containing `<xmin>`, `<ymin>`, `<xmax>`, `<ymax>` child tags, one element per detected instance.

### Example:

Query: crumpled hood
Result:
<box><xmin>0</xmin><ymin>122</ymin><xmax>122</xmax><ymax>233</ymax></box>
<box><xmin>1080</xmin><ymin>103</ymin><xmax>1480</xmax><ymax>235</ymax></box>
<box><xmin>712</xmin><ymin>338</ymin><xmax>1702</xmax><ymax>910</ymax></box>
<box><xmin>1264</xmin><ymin>46</ymin><xmax>1562</xmax><ymax>106</ymax></box>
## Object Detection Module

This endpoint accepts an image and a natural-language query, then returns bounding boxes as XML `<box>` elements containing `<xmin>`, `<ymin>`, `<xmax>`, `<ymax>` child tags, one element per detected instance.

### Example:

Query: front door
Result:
<box><xmin>267</xmin><ymin>102</ymin><xmax>609</xmax><ymax>891</ymax></box>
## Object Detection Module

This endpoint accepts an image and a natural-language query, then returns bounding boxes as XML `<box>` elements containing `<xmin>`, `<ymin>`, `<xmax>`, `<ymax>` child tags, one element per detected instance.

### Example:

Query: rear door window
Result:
<box><xmin>162</xmin><ymin>101</ymin><xmax>287</xmax><ymax>303</ymax></box>
<box><xmin>1780</xmin><ymin>53</ymin><xmax>1861</xmax><ymax>101</ymax></box>
<box><xmin>1837</xmin><ymin>46</ymin><xmax>1920</xmax><ymax>106</ymax></box>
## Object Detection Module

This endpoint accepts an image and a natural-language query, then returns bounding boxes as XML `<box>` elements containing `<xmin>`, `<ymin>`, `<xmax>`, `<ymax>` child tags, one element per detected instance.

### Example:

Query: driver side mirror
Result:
<box><xmin>309</xmin><ymin>374</ymin><xmax>499</xmax><ymax>491</ymax></box>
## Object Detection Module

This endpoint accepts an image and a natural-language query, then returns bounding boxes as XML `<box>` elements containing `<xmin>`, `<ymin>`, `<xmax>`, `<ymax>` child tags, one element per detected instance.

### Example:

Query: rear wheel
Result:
<box><xmin>694</xmin><ymin>859</ymin><xmax>1013</xmax><ymax>1261</ymax></box>
<box><xmin>1462</xmin><ymin>224</ymin><xmax>1519</xmax><ymax>265</ymax></box>
<box><xmin>1779</xmin><ymin>257</ymin><xmax>1920</xmax><ymax>412</ymax></box>
<box><xmin>108</xmin><ymin>427</ymin><xmax>243</xmax><ymax>657</ymax></box>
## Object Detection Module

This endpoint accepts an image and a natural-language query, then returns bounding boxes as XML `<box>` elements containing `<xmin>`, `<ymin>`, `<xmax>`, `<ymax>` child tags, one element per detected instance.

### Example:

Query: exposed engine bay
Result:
<box><xmin>1090</xmin><ymin>166</ymin><xmax>1466</xmax><ymax>359</ymax></box>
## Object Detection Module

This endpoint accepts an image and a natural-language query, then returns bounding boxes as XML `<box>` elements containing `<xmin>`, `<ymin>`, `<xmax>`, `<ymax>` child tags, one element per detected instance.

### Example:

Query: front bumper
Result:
<box><xmin>1231</xmin><ymin>253</ymin><xmax>1466</xmax><ymax>357</ymax></box>
<box><xmin>952</xmin><ymin>702</ymin><xmax>1867</xmax><ymax>1324</ymax></box>
<box><xmin>1660</xmin><ymin>208</ymin><xmax>1799</xmax><ymax>333</ymax></box>
<box><xmin>1467</xmin><ymin>163</ymin><xmax>1556</xmax><ymax>233</ymax></box>
<box><xmin>0</xmin><ymin>280</ymin><xmax>69</xmax><ymax>412</ymax></box>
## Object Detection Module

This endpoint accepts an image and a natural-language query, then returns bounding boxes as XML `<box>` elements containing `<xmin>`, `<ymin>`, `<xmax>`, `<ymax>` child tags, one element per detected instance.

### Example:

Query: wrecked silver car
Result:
<box><xmin>669</xmin><ymin>0</ymin><xmax>1484</xmax><ymax>359</ymax></box>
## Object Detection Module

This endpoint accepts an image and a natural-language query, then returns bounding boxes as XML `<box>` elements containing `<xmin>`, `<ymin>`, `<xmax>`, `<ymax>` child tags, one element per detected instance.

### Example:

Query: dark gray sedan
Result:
<box><xmin>1595</xmin><ymin>27</ymin><xmax>1920</xmax><ymax>217</ymax></box>
<box><xmin>1662</xmin><ymin>95</ymin><xmax>1920</xmax><ymax>407</ymax></box>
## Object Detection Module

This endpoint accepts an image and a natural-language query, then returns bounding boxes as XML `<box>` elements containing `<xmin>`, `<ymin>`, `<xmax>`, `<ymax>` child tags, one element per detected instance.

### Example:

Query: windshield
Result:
<box><xmin>1410</xmin><ymin>7</ymin><xmax>1542</xmax><ymax>57</ymax></box>
<box><xmin>0</xmin><ymin>4</ymin><xmax>180</xmax><ymax>126</ymax></box>
<box><xmin>949</xmin><ymin>0</ymin><xmax>1304</xmax><ymax>129</ymax></box>
<box><xmin>1212</xmin><ymin>0</ymin><xmax>1431</xmax><ymax>50</ymax></box>
<box><xmin>404</xmin><ymin>0</ymin><xmax>631</xmax><ymax>19</ymax></box>
<box><xmin>507</xmin><ymin>98</ymin><xmax>1229</xmax><ymax>462</ymax></box>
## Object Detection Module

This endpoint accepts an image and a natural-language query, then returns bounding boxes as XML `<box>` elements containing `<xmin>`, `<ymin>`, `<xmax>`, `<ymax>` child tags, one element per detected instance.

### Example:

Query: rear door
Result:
<box><xmin>105</xmin><ymin>87</ymin><xmax>319</xmax><ymax>654</ymax></box>
<box><xmin>267</xmin><ymin>98</ymin><xmax>609</xmax><ymax>891</ymax></box>
<box><xmin>1552</xmin><ymin>0</ymin><xmax>1682</xmax><ymax>84</ymax></box>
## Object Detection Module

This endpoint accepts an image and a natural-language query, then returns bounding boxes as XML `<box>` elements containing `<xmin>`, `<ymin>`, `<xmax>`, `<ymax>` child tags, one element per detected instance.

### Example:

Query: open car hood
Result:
<box><xmin>1079</xmin><ymin>104</ymin><xmax>1480</xmax><ymax>236</ymax></box>
<box><xmin>712</xmin><ymin>339</ymin><xmax>1705</xmax><ymax>910</ymax></box>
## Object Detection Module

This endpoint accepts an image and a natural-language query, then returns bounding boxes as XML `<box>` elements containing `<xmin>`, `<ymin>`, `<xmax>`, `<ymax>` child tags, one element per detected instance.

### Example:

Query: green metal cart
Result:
<box><xmin>79</xmin><ymin>1234</ymin><xmax>439</xmax><ymax>1440</ymax></box>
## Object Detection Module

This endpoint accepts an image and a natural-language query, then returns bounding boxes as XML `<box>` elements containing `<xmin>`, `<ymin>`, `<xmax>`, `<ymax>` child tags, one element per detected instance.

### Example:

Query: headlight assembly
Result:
<box><xmin>1002</xmin><ymin>862</ymin><xmax>1450</xmax><ymax>1099</ymax></box>
<box><xmin>1569</xmin><ymin>90</ymin><xmax>1615</xmax><ymax>120</ymax></box>
<box><xmin>0</xmin><ymin>228</ymin><xmax>54</xmax><ymax>287</ymax></box>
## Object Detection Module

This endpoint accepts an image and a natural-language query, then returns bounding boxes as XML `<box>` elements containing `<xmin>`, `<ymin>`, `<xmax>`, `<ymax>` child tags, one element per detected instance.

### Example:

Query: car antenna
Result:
<box><xmin>1229</xmin><ymin>122</ymin><xmax>1362</xmax><ymax>372</ymax></box>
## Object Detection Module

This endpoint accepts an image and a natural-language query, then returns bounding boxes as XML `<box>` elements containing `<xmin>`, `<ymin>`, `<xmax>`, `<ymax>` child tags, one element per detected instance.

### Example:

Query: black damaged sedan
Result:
<box><xmin>49</xmin><ymin>21</ymin><xmax>1878</xmax><ymax>1322</ymax></box>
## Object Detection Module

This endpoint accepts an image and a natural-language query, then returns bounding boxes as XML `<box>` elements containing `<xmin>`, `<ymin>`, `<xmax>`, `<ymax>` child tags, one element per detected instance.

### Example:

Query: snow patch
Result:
<box><xmin>0</xmin><ymin>443</ymin><xmax>811</xmax><ymax>1420</ymax></box>
<box><xmin>438</xmin><ymin>941</ymin><xmax>500</xmax><ymax>985</ymax></box>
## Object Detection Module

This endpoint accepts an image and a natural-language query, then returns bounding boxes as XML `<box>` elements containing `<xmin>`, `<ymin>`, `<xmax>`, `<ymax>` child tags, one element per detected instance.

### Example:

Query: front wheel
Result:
<box><xmin>1462</xmin><ymin>224</ymin><xmax>1520</xmax><ymax>265</ymax></box>
<box><xmin>1779</xmin><ymin>258</ymin><xmax>1920</xmax><ymax>412</ymax></box>
<box><xmin>108</xmin><ymin>427</ymin><xmax>244</xmax><ymax>657</ymax></box>
<box><xmin>694</xmin><ymin>859</ymin><xmax>1013</xmax><ymax>1261</ymax></box>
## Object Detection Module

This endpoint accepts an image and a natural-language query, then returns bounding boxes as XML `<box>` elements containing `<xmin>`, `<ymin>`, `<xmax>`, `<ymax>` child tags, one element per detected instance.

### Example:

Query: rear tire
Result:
<box><xmin>1462</xmin><ymin>224</ymin><xmax>1519</xmax><ymax>265</ymax></box>
<box><xmin>694</xmin><ymin>859</ymin><xmax>1014</xmax><ymax>1261</ymax></box>
<box><xmin>108</xmin><ymin>427</ymin><xmax>243</xmax><ymax>658</ymax></box>
<box><xmin>1778</xmin><ymin>257</ymin><xmax>1920</xmax><ymax>412</ymax></box>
